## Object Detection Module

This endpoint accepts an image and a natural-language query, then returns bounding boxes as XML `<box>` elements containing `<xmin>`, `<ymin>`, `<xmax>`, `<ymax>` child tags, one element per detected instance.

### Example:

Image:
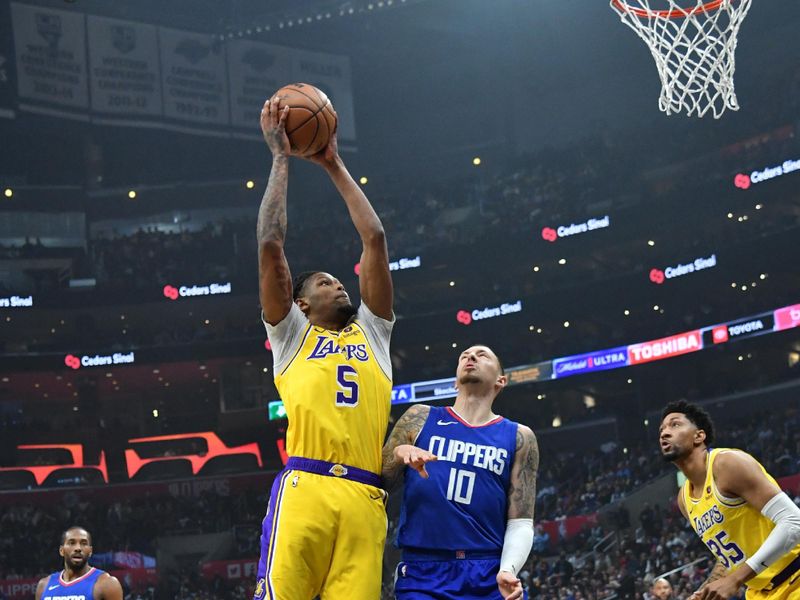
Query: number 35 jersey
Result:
<box><xmin>397</xmin><ymin>406</ymin><xmax>519</xmax><ymax>552</ymax></box>
<box><xmin>264</xmin><ymin>302</ymin><xmax>394</xmax><ymax>475</ymax></box>
<box><xmin>683</xmin><ymin>448</ymin><xmax>800</xmax><ymax>591</ymax></box>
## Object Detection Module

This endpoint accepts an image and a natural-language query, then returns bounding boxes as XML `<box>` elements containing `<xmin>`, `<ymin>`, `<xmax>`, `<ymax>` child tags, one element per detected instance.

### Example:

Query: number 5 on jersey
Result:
<box><xmin>336</xmin><ymin>365</ymin><xmax>359</xmax><ymax>407</ymax></box>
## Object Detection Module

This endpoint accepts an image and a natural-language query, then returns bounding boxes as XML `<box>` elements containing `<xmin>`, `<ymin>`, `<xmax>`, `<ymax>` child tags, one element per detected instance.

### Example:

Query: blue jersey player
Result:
<box><xmin>382</xmin><ymin>345</ymin><xmax>539</xmax><ymax>600</ymax></box>
<box><xmin>35</xmin><ymin>527</ymin><xmax>122</xmax><ymax>600</ymax></box>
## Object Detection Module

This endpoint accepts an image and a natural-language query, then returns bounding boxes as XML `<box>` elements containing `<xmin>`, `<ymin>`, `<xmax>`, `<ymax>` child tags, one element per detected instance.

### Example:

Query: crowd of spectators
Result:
<box><xmin>4</xmin><ymin>62</ymin><xmax>799</xmax><ymax>303</ymax></box>
<box><xmin>0</xmin><ymin>403</ymin><xmax>797</xmax><ymax>598</ymax></box>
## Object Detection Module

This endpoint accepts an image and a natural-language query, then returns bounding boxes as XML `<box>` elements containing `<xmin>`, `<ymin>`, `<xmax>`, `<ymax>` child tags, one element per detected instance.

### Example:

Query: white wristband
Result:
<box><xmin>499</xmin><ymin>518</ymin><xmax>534</xmax><ymax>576</ymax></box>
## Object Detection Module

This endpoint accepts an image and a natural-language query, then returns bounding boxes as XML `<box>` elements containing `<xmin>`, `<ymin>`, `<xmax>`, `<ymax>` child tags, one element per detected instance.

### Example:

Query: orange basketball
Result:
<box><xmin>272</xmin><ymin>83</ymin><xmax>337</xmax><ymax>157</ymax></box>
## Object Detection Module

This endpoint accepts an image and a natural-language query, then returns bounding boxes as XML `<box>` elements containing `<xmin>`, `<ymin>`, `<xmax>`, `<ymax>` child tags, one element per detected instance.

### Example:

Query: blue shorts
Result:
<box><xmin>394</xmin><ymin>554</ymin><xmax>528</xmax><ymax>600</ymax></box>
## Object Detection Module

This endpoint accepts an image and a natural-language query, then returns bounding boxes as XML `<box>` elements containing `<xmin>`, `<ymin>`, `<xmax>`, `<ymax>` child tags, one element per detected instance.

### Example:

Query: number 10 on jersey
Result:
<box><xmin>446</xmin><ymin>468</ymin><xmax>475</xmax><ymax>505</ymax></box>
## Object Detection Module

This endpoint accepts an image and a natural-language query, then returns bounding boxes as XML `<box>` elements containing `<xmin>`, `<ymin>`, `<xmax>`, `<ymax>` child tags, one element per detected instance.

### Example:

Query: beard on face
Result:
<box><xmin>66</xmin><ymin>555</ymin><xmax>88</xmax><ymax>569</ymax></box>
<box><xmin>661</xmin><ymin>445</ymin><xmax>683</xmax><ymax>462</ymax></box>
<box><xmin>336</xmin><ymin>302</ymin><xmax>357</xmax><ymax>320</ymax></box>
<box><xmin>458</xmin><ymin>373</ymin><xmax>482</xmax><ymax>385</ymax></box>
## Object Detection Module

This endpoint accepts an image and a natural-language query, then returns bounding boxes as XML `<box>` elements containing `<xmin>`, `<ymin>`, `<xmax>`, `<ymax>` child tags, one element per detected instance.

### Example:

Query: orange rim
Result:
<box><xmin>612</xmin><ymin>0</ymin><xmax>725</xmax><ymax>19</ymax></box>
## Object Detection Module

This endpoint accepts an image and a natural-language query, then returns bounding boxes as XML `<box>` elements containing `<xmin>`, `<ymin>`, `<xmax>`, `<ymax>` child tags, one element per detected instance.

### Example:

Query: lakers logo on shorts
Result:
<box><xmin>329</xmin><ymin>464</ymin><xmax>349</xmax><ymax>477</ymax></box>
<box><xmin>254</xmin><ymin>577</ymin><xmax>265</xmax><ymax>599</ymax></box>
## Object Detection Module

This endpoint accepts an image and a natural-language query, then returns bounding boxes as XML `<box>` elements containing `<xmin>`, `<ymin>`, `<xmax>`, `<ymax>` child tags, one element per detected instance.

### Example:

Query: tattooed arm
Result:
<box><xmin>497</xmin><ymin>425</ymin><xmax>539</xmax><ymax>600</ymax></box>
<box><xmin>381</xmin><ymin>404</ymin><xmax>436</xmax><ymax>491</ymax></box>
<box><xmin>507</xmin><ymin>424</ymin><xmax>539</xmax><ymax>520</ymax></box>
<box><xmin>258</xmin><ymin>97</ymin><xmax>293</xmax><ymax>325</ymax></box>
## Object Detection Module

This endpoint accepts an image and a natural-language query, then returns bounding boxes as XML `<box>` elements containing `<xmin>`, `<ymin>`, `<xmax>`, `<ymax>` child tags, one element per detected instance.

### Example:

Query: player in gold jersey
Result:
<box><xmin>659</xmin><ymin>401</ymin><xmax>800</xmax><ymax>600</ymax></box>
<box><xmin>253</xmin><ymin>97</ymin><xmax>394</xmax><ymax>600</ymax></box>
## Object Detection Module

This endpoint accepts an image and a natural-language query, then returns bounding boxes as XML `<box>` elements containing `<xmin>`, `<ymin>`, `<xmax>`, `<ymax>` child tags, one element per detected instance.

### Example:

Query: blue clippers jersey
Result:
<box><xmin>42</xmin><ymin>567</ymin><xmax>104</xmax><ymax>600</ymax></box>
<box><xmin>397</xmin><ymin>406</ymin><xmax>518</xmax><ymax>552</ymax></box>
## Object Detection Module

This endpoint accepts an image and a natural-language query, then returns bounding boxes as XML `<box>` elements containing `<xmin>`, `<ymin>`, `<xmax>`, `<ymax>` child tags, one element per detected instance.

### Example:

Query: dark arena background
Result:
<box><xmin>1</xmin><ymin>0</ymin><xmax>799</xmax><ymax>598</ymax></box>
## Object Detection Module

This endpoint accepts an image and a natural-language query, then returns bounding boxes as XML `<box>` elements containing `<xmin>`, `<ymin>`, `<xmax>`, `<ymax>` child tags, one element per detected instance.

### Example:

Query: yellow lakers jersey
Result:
<box><xmin>682</xmin><ymin>448</ymin><xmax>800</xmax><ymax>591</ymax></box>
<box><xmin>267</xmin><ymin>303</ymin><xmax>393</xmax><ymax>475</ymax></box>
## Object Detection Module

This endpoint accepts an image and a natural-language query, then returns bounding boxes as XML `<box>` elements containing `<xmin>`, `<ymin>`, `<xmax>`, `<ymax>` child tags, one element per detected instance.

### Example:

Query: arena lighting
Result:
<box><xmin>733</xmin><ymin>156</ymin><xmax>800</xmax><ymax>189</ymax></box>
<box><xmin>0</xmin><ymin>444</ymin><xmax>108</xmax><ymax>484</ymax></box>
<box><xmin>456</xmin><ymin>300</ymin><xmax>523</xmax><ymax>326</ymax></box>
<box><xmin>246</xmin><ymin>180</ymin><xmax>255</xmax><ymax>189</ymax></box>
<box><xmin>3</xmin><ymin>188</ymin><xmax>12</xmax><ymax>198</ymax></box>
<box><xmin>354</xmin><ymin>255</ymin><xmax>421</xmax><ymax>275</ymax></box>
<box><xmin>472</xmin><ymin>157</ymin><xmax>481</xmax><ymax>166</ymax></box>
<box><xmin>558</xmin><ymin>258</ymin><xmax>566</xmax><ymax>265</ymax></box>
<box><xmin>389</xmin><ymin>301</ymin><xmax>800</xmax><ymax>403</ymax></box>
<box><xmin>125</xmin><ymin>432</ymin><xmax>263</xmax><ymax>478</ymax></box>
<box><xmin>649</xmin><ymin>253</ymin><xmax>717</xmax><ymax>285</ymax></box>
<box><xmin>163</xmin><ymin>281</ymin><xmax>232</xmax><ymax>300</ymax></box>
<box><xmin>359</xmin><ymin>176</ymin><xmax>368</xmax><ymax>185</ymax></box>
<box><xmin>128</xmin><ymin>190</ymin><xmax>136</xmax><ymax>199</ymax></box>
<box><xmin>65</xmin><ymin>352</ymin><xmax>135</xmax><ymax>370</ymax></box>
<box><xmin>0</xmin><ymin>294</ymin><xmax>33</xmax><ymax>308</ymax></box>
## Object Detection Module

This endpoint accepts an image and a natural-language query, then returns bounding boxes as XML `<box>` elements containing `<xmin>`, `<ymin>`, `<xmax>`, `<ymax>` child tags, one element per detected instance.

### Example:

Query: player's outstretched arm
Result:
<box><xmin>97</xmin><ymin>573</ymin><xmax>123</xmax><ymax>600</ymax></box>
<box><xmin>306</xmin><ymin>132</ymin><xmax>393</xmax><ymax>320</ymax></box>
<box><xmin>497</xmin><ymin>425</ymin><xmax>539</xmax><ymax>600</ymax></box>
<box><xmin>257</xmin><ymin>98</ymin><xmax>294</xmax><ymax>325</ymax></box>
<box><xmin>381</xmin><ymin>404</ymin><xmax>435</xmax><ymax>490</ymax></box>
<box><xmin>691</xmin><ymin>450</ymin><xmax>800</xmax><ymax>600</ymax></box>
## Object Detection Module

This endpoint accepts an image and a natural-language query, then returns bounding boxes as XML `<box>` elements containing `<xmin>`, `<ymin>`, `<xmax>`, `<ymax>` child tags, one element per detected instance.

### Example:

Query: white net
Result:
<box><xmin>610</xmin><ymin>0</ymin><xmax>752</xmax><ymax>118</ymax></box>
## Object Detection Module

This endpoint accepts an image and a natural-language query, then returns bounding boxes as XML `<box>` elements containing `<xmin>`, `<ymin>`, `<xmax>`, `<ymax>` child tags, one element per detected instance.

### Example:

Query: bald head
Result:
<box><xmin>651</xmin><ymin>578</ymin><xmax>672</xmax><ymax>600</ymax></box>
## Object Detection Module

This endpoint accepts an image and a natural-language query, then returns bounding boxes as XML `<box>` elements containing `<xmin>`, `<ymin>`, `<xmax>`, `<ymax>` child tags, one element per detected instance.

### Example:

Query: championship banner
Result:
<box><xmin>227</xmin><ymin>40</ymin><xmax>291</xmax><ymax>133</ymax></box>
<box><xmin>87</xmin><ymin>15</ymin><xmax>162</xmax><ymax>121</ymax></box>
<box><xmin>158</xmin><ymin>26</ymin><xmax>229</xmax><ymax>129</ymax></box>
<box><xmin>291</xmin><ymin>48</ymin><xmax>356</xmax><ymax>141</ymax></box>
<box><xmin>0</xmin><ymin>2</ymin><xmax>14</xmax><ymax>119</ymax></box>
<box><xmin>11</xmin><ymin>2</ymin><xmax>89</xmax><ymax>119</ymax></box>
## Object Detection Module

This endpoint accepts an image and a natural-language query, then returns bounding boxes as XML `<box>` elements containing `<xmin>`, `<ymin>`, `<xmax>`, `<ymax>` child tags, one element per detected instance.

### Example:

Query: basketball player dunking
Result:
<box><xmin>659</xmin><ymin>401</ymin><xmax>800</xmax><ymax>600</ymax></box>
<box><xmin>253</xmin><ymin>97</ymin><xmax>395</xmax><ymax>599</ymax></box>
<box><xmin>383</xmin><ymin>345</ymin><xmax>539</xmax><ymax>600</ymax></box>
<box><xmin>35</xmin><ymin>527</ymin><xmax>122</xmax><ymax>600</ymax></box>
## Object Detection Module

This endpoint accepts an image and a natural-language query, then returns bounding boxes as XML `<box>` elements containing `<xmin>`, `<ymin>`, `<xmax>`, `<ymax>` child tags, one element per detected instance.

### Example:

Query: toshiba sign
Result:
<box><xmin>628</xmin><ymin>330</ymin><xmax>703</xmax><ymax>365</ymax></box>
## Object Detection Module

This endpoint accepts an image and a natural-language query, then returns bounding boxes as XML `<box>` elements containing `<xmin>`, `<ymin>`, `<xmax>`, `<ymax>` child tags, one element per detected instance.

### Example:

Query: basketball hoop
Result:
<box><xmin>610</xmin><ymin>0</ymin><xmax>752</xmax><ymax>118</ymax></box>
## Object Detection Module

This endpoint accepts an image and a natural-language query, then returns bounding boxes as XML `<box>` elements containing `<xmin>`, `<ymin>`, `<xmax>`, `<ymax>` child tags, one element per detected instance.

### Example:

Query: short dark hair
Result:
<box><xmin>292</xmin><ymin>271</ymin><xmax>321</xmax><ymax>300</ymax></box>
<box><xmin>662</xmin><ymin>400</ymin><xmax>715</xmax><ymax>446</ymax></box>
<box><xmin>61</xmin><ymin>526</ymin><xmax>91</xmax><ymax>545</ymax></box>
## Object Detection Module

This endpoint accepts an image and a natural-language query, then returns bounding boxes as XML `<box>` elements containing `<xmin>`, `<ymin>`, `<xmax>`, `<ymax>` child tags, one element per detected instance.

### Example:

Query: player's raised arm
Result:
<box><xmin>381</xmin><ymin>404</ymin><xmax>436</xmax><ymax>490</ymax></box>
<box><xmin>257</xmin><ymin>98</ymin><xmax>294</xmax><ymax>325</ymax></box>
<box><xmin>497</xmin><ymin>424</ymin><xmax>539</xmax><ymax>600</ymax></box>
<box><xmin>306</xmin><ymin>131</ymin><xmax>393</xmax><ymax>320</ymax></box>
